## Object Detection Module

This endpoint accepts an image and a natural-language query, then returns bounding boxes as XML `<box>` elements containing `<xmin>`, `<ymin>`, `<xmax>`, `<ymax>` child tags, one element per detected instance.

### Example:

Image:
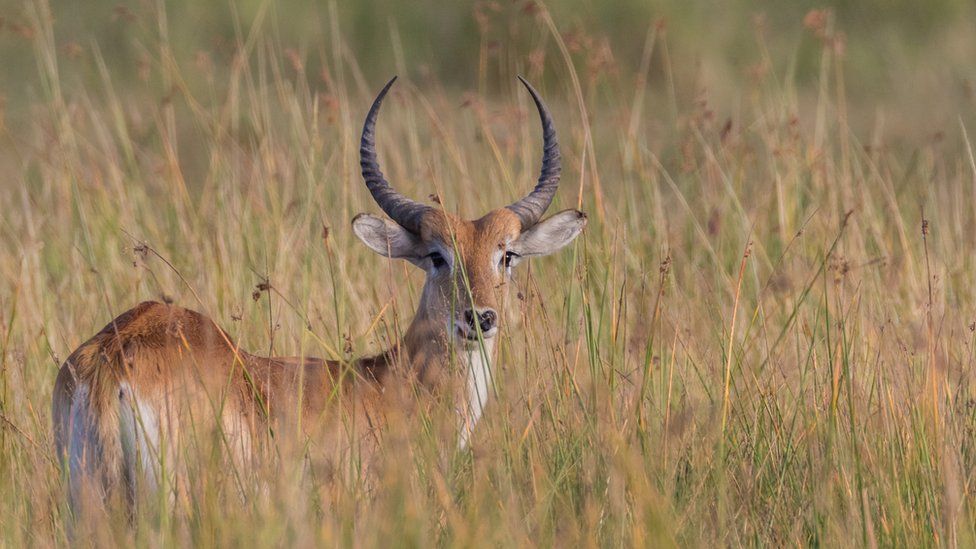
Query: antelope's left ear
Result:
<box><xmin>510</xmin><ymin>209</ymin><xmax>587</xmax><ymax>257</ymax></box>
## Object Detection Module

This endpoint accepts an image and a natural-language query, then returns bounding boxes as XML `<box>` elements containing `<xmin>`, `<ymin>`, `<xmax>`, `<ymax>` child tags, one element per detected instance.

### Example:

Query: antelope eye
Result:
<box><xmin>426</xmin><ymin>252</ymin><xmax>448</xmax><ymax>269</ymax></box>
<box><xmin>502</xmin><ymin>251</ymin><xmax>520</xmax><ymax>268</ymax></box>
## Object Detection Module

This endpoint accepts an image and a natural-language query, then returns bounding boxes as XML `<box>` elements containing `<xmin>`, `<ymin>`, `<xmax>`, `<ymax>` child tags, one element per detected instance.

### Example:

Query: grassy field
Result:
<box><xmin>2</xmin><ymin>0</ymin><xmax>976</xmax><ymax>545</ymax></box>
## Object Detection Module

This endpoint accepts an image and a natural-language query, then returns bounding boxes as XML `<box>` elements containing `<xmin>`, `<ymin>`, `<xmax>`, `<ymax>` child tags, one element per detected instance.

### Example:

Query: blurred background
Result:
<box><xmin>1</xmin><ymin>0</ymin><xmax>974</xmax><ymax>146</ymax></box>
<box><xmin>3</xmin><ymin>2</ymin><xmax>976</xmax><ymax>545</ymax></box>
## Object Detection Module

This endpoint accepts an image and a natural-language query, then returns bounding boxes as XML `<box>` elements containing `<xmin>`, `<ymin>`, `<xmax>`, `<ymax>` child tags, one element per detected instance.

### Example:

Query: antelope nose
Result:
<box><xmin>477</xmin><ymin>309</ymin><xmax>497</xmax><ymax>332</ymax></box>
<box><xmin>463</xmin><ymin>308</ymin><xmax>497</xmax><ymax>334</ymax></box>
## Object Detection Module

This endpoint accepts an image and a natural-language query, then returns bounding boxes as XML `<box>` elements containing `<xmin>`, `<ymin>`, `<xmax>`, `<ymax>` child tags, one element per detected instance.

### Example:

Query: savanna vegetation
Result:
<box><xmin>1</xmin><ymin>0</ymin><xmax>976</xmax><ymax>545</ymax></box>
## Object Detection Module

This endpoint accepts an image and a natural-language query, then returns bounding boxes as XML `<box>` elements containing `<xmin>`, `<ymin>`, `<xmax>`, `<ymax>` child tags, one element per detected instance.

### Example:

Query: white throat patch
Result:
<box><xmin>458</xmin><ymin>341</ymin><xmax>494</xmax><ymax>449</ymax></box>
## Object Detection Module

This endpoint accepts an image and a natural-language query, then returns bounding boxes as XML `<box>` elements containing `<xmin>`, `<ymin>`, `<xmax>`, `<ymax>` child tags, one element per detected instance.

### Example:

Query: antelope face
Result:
<box><xmin>353</xmin><ymin>207</ymin><xmax>586</xmax><ymax>346</ymax></box>
<box><xmin>351</xmin><ymin>76</ymin><xmax>586</xmax><ymax>347</ymax></box>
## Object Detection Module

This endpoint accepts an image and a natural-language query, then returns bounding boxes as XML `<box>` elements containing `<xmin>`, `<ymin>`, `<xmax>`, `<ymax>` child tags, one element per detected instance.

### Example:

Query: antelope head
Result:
<box><xmin>352</xmin><ymin>77</ymin><xmax>586</xmax><ymax>357</ymax></box>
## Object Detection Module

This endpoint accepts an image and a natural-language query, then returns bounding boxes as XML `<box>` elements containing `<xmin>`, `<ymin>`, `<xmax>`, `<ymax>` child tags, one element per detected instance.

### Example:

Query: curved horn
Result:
<box><xmin>507</xmin><ymin>76</ymin><xmax>562</xmax><ymax>229</ymax></box>
<box><xmin>360</xmin><ymin>76</ymin><xmax>431</xmax><ymax>234</ymax></box>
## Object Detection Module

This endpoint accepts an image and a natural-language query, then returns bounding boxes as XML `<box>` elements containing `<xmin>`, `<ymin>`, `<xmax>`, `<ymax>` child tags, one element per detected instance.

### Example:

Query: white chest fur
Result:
<box><xmin>458</xmin><ymin>342</ymin><xmax>494</xmax><ymax>448</ymax></box>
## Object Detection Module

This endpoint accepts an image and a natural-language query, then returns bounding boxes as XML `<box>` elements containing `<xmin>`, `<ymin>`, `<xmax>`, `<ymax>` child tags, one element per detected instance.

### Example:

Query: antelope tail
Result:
<box><xmin>53</xmin><ymin>357</ymin><xmax>157</xmax><ymax>516</ymax></box>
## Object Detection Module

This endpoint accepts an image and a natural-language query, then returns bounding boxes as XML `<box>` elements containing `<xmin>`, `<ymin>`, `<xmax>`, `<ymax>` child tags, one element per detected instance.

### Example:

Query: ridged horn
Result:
<box><xmin>360</xmin><ymin>76</ymin><xmax>431</xmax><ymax>234</ymax></box>
<box><xmin>507</xmin><ymin>76</ymin><xmax>562</xmax><ymax>229</ymax></box>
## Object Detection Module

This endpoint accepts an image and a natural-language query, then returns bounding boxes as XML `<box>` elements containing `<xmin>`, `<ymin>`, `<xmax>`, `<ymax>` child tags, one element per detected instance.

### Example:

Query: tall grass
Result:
<box><xmin>1</xmin><ymin>0</ymin><xmax>976</xmax><ymax>545</ymax></box>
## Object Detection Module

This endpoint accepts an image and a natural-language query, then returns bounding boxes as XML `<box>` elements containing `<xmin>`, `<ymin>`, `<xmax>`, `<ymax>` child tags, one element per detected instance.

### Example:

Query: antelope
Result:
<box><xmin>51</xmin><ymin>76</ymin><xmax>587</xmax><ymax>512</ymax></box>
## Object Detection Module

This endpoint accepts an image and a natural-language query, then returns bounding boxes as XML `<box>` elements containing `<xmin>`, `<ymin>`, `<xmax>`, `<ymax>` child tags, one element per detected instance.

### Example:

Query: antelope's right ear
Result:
<box><xmin>352</xmin><ymin>214</ymin><xmax>424</xmax><ymax>260</ymax></box>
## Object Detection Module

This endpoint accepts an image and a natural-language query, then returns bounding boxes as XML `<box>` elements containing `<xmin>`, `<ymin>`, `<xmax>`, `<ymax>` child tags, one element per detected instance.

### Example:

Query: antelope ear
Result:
<box><xmin>510</xmin><ymin>209</ymin><xmax>587</xmax><ymax>257</ymax></box>
<box><xmin>352</xmin><ymin>214</ymin><xmax>424</xmax><ymax>259</ymax></box>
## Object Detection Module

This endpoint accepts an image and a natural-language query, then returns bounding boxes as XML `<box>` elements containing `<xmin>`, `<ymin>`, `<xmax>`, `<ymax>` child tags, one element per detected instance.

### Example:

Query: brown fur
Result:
<box><xmin>419</xmin><ymin>208</ymin><xmax>522</xmax><ymax>311</ymax></box>
<box><xmin>51</xmin><ymin>302</ymin><xmax>394</xmax><ymax>505</ymax></box>
<box><xmin>52</xmin><ymin>302</ymin><xmax>392</xmax><ymax>431</ymax></box>
<box><xmin>390</xmin><ymin>208</ymin><xmax>522</xmax><ymax>382</ymax></box>
<box><xmin>52</xmin><ymin>207</ymin><xmax>544</xmax><ymax>508</ymax></box>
